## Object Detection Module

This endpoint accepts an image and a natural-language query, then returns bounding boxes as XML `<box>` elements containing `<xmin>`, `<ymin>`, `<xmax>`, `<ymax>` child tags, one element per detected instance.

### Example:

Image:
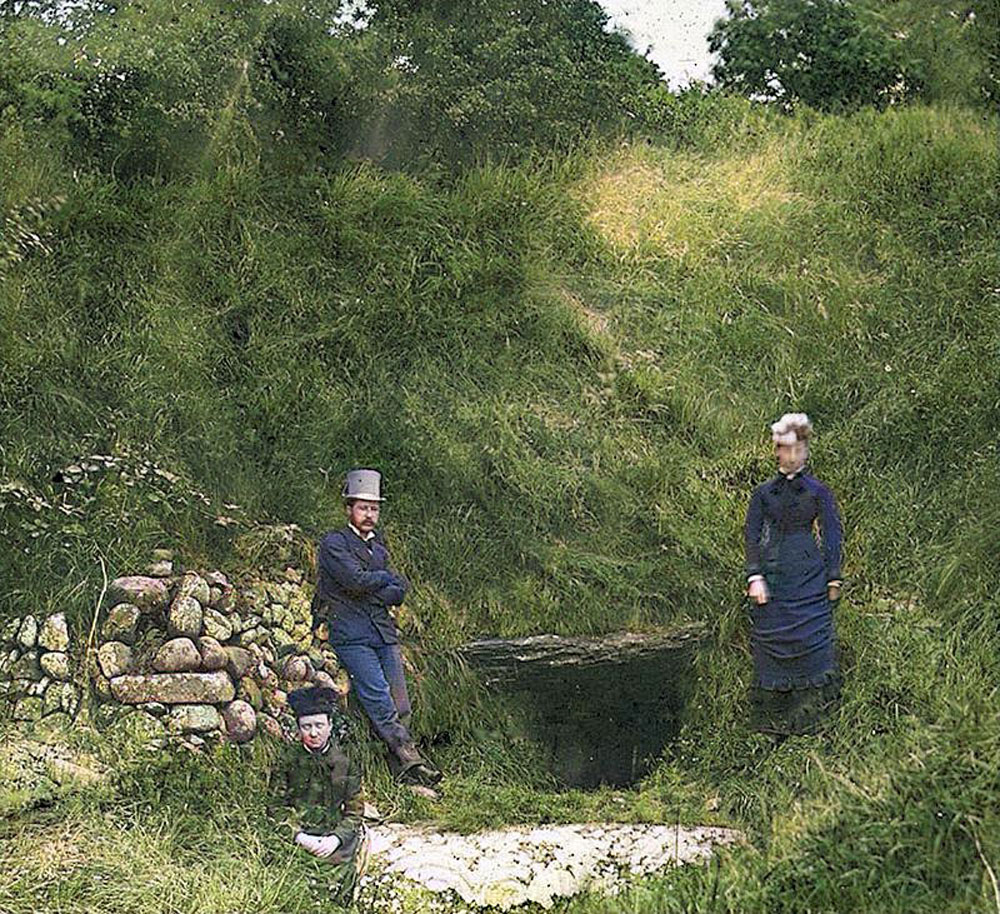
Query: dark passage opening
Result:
<box><xmin>460</xmin><ymin>626</ymin><xmax>707</xmax><ymax>788</ymax></box>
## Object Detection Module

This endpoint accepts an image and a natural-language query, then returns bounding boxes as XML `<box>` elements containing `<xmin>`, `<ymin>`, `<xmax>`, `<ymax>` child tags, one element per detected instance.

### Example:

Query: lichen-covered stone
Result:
<box><xmin>223</xmin><ymin>646</ymin><xmax>254</xmax><ymax>680</ymax></box>
<box><xmin>267</xmin><ymin>688</ymin><xmax>287</xmax><ymax>712</ymax></box>
<box><xmin>197</xmin><ymin>636</ymin><xmax>228</xmax><ymax>672</ymax></box>
<box><xmin>152</xmin><ymin>548</ymin><xmax>174</xmax><ymax>562</ymax></box>
<box><xmin>94</xmin><ymin>675</ymin><xmax>113</xmax><ymax>700</ymax></box>
<box><xmin>235</xmin><ymin>613</ymin><xmax>262</xmax><ymax>634</ymax></box>
<box><xmin>214</xmin><ymin>587</ymin><xmax>236</xmax><ymax>613</ymax></box>
<box><xmin>311</xmin><ymin>670</ymin><xmax>337</xmax><ymax>691</ymax></box>
<box><xmin>97</xmin><ymin>641</ymin><xmax>134</xmax><ymax>679</ymax></box>
<box><xmin>208</xmin><ymin>586</ymin><xmax>223</xmax><ymax>608</ymax></box>
<box><xmin>175</xmin><ymin>572</ymin><xmax>211</xmax><ymax>607</ymax></box>
<box><xmin>258</xmin><ymin>712</ymin><xmax>283</xmax><ymax>740</ymax></box>
<box><xmin>147</xmin><ymin>560</ymin><xmax>173</xmax><ymax>577</ymax></box>
<box><xmin>0</xmin><ymin>648</ymin><xmax>19</xmax><ymax>676</ymax></box>
<box><xmin>12</xmin><ymin>650</ymin><xmax>41</xmax><ymax>679</ymax></box>
<box><xmin>238</xmin><ymin>626</ymin><xmax>267</xmax><ymax>647</ymax></box>
<box><xmin>237</xmin><ymin>677</ymin><xmax>263</xmax><ymax>711</ymax></box>
<box><xmin>108</xmin><ymin>576</ymin><xmax>169</xmax><ymax>613</ymax></box>
<box><xmin>110</xmin><ymin>671</ymin><xmax>234</xmax><ymax>705</ymax></box>
<box><xmin>42</xmin><ymin>682</ymin><xmax>62</xmax><ymax>717</ymax></box>
<box><xmin>169</xmin><ymin>704</ymin><xmax>222</xmax><ymax>733</ymax></box>
<box><xmin>282</xmin><ymin>655</ymin><xmax>310</xmax><ymax>682</ymax></box>
<box><xmin>39</xmin><ymin>613</ymin><xmax>69</xmax><ymax>652</ymax></box>
<box><xmin>153</xmin><ymin>638</ymin><xmax>202</xmax><ymax>673</ymax></box>
<box><xmin>168</xmin><ymin>596</ymin><xmax>203</xmax><ymax>639</ymax></box>
<box><xmin>112</xmin><ymin>710</ymin><xmax>167</xmax><ymax>743</ymax></box>
<box><xmin>56</xmin><ymin>682</ymin><xmax>81</xmax><ymax>716</ymax></box>
<box><xmin>2</xmin><ymin>617</ymin><xmax>21</xmax><ymax>644</ymax></box>
<box><xmin>40</xmin><ymin>651</ymin><xmax>70</xmax><ymax>680</ymax></box>
<box><xmin>205</xmin><ymin>571</ymin><xmax>229</xmax><ymax>588</ymax></box>
<box><xmin>221</xmin><ymin>700</ymin><xmax>256</xmax><ymax>743</ymax></box>
<box><xmin>14</xmin><ymin>697</ymin><xmax>43</xmax><ymax>721</ymax></box>
<box><xmin>202</xmin><ymin>608</ymin><xmax>233</xmax><ymax>642</ymax></box>
<box><xmin>102</xmin><ymin>603</ymin><xmax>142</xmax><ymax>644</ymax></box>
<box><xmin>272</xmin><ymin>628</ymin><xmax>295</xmax><ymax>651</ymax></box>
<box><xmin>28</xmin><ymin>676</ymin><xmax>50</xmax><ymax>696</ymax></box>
<box><xmin>17</xmin><ymin>615</ymin><xmax>38</xmax><ymax>649</ymax></box>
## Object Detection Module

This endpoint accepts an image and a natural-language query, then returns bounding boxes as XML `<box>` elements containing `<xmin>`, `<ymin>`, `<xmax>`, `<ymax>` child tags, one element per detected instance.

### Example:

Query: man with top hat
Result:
<box><xmin>313</xmin><ymin>468</ymin><xmax>442</xmax><ymax>788</ymax></box>
<box><xmin>282</xmin><ymin>686</ymin><xmax>366</xmax><ymax>903</ymax></box>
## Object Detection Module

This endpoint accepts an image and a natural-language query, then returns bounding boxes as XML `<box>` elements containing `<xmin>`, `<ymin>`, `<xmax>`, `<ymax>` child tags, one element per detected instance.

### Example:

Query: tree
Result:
<box><xmin>708</xmin><ymin>0</ymin><xmax>918</xmax><ymax>111</ymax></box>
<box><xmin>366</xmin><ymin>0</ymin><xmax>665</xmax><ymax>167</ymax></box>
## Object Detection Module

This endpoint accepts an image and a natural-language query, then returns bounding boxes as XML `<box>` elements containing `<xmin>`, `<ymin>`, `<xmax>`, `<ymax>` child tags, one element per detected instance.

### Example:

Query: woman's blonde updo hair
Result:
<box><xmin>770</xmin><ymin>412</ymin><xmax>813</xmax><ymax>446</ymax></box>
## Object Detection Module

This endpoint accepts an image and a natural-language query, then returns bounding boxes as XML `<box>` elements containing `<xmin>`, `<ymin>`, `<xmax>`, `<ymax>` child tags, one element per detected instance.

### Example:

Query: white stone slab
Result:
<box><xmin>362</xmin><ymin>822</ymin><xmax>741</xmax><ymax>911</ymax></box>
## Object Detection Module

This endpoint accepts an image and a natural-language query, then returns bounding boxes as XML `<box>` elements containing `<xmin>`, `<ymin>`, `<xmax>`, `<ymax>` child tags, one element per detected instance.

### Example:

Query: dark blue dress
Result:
<box><xmin>744</xmin><ymin>471</ymin><xmax>843</xmax><ymax>731</ymax></box>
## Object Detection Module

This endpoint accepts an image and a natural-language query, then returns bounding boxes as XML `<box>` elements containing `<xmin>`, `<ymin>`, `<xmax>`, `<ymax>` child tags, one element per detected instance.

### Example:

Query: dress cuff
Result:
<box><xmin>747</xmin><ymin>574</ymin><xmax>764</xmax><ymax>583</ymax></box>
<box><xmin>827</xmin><ymin>579</ymin><xmax>842</xmax><ymax>587</ymax></box>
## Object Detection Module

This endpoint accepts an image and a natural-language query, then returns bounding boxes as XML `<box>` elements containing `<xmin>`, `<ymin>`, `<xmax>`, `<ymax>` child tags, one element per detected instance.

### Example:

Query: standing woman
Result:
<box><xmin>745</xmin><ymin>413</ymin><xmax>843</xmax><ymax>735</ymax></box>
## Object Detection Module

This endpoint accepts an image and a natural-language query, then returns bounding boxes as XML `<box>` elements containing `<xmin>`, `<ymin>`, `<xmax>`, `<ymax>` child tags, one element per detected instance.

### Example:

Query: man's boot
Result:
<box><xmin>391</xmin><ymin>741</ymin><xmax>443</xmax><ymax>787</ymax></box>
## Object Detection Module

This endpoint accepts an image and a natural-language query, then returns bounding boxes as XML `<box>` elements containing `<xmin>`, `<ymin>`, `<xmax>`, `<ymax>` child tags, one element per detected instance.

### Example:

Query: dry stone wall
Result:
<box><xmin>1</xmin><ymin>551</ymin><xmax>344</xmax><ymax>749</ymax></box>
<box><xmin>1</xmin><ymin>610</ymin><xmax>80</xmax><ymax>724</ymax></box>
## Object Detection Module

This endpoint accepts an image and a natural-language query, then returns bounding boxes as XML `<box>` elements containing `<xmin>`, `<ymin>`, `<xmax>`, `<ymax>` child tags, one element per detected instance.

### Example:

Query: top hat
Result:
<box><xmin>342</xmin><ymin>468</ymin><xmax>384</xmax><ymax>502</ymax></box>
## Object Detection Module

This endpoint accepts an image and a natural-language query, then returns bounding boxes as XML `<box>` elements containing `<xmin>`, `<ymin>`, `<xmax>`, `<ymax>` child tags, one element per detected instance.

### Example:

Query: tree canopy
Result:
<box><xmin>709</xmin><ymin>0</ymin><xmax>918</xmax><ymax>111</ymax></box>
<box><xmin>0</xmin><ymin>0</ymin><xmax>670</xmax><ymax>177</ymax></box>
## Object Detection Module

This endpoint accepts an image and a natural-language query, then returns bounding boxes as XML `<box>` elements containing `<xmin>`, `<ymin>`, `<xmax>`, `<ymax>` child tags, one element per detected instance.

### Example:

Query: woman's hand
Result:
<box><xmin>748</xmin><ymin>578</ymin><xmax>770</xmax><ymax>605</ymax></box>
<box><xmin>295</xmin><ymin>832</ymin><xmax>341</xmax><ymax>857</ymax></box>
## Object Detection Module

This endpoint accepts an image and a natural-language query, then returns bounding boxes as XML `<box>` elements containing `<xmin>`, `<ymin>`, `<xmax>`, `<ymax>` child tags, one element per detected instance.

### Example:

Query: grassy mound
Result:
<box><xmin>2</xmin><ymin>95</ymin><xmax>999</xmax><ymax>911</ymax></box>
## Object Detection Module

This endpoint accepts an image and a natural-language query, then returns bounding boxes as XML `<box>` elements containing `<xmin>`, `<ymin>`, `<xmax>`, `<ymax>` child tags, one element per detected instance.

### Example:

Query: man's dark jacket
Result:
<box><xmin>315</xmin><ymin>527</ymin><xmax>408</xmax><ymax>645</ymax></box>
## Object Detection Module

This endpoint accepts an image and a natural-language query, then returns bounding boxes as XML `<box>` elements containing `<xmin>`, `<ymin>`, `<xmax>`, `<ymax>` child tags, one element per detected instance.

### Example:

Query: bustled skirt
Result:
<box><xmin>750</xmin><ymin>531</ymin><xmax>840</xmax><ymax>734</ymax></box>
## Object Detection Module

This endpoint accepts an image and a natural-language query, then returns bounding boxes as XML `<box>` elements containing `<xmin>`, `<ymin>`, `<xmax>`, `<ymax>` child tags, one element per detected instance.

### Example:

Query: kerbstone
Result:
<box><xmin>360</xmin><ymin>823</ymin><xmax>743</xmax><ymax>911</ymax></box>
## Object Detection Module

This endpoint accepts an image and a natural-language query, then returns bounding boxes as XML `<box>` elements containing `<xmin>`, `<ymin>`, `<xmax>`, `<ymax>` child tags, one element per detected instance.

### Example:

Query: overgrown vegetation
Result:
<box><xmin>1</xmin><ymin>1</ymin><xmax>998</xmax><ymax>911</ymax></box>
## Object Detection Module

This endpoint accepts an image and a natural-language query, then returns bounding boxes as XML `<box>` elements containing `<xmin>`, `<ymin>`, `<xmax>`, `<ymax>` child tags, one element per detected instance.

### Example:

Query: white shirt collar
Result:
<box><xmin>348</xmin><ymin>523</ymin><xmax>376</xmax><ymax>542</ymax></box>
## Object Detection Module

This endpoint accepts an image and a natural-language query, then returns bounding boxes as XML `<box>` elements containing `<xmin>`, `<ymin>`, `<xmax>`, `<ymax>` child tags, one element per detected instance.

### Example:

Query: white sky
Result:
<box><xmin>598</xmin><ymin>0</ymin><xmax>729</xmax><ymax>88</ymax></box>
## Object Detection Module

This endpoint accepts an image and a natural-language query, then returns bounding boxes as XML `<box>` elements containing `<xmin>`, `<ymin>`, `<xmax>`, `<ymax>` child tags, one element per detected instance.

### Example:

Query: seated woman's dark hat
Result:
<box><xmin>287</xmin><ymin>686</ymin><xmax>339</xmax><ymax>719</ymax></box>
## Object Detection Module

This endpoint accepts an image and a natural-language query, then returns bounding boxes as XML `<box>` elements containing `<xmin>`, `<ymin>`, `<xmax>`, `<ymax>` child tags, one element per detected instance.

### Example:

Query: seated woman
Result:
<box><xmin>281</xmin><ymin>686</ymin><xmax>367</xmax><ymax>904</ymax></box>
<box><xmin>744</xmin><ymin>413</ymin><xmax>844</xmax><ymax>736</ymax></box>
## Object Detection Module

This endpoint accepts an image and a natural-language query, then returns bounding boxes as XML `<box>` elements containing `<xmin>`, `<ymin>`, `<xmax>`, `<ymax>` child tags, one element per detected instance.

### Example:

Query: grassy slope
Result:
<box><xmin>2</xmin><ymin>102</ymin><xmax>999</xmax><ymax>912</ymax></box>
